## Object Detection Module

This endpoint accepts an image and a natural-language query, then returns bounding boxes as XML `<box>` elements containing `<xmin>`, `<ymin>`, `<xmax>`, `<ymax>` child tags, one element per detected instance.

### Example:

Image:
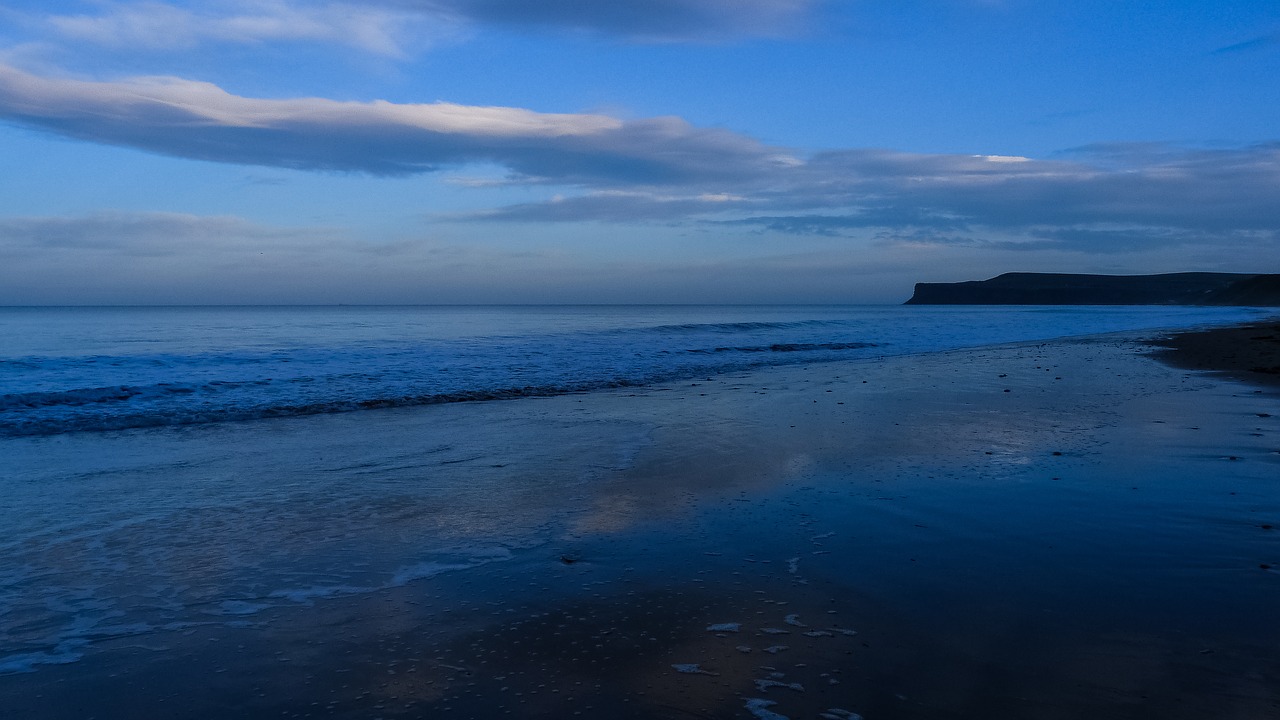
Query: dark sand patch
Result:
<box><xmin>1148</xmin><ymin>321</ymin><xmax>1280</xmax><ymax>386</ymax></box>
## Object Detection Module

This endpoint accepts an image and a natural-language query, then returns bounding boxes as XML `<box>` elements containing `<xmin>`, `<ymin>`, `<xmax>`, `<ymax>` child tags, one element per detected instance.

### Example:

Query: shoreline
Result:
<box><xmin>1</xmin><ymin>323</ymin><xmax>1277</xmax><ymax>718</ymax></box>
<box><xmin>3</xmin><ymin>304</ymin><xmax>1268</xmax><ymax>440</ymax></box>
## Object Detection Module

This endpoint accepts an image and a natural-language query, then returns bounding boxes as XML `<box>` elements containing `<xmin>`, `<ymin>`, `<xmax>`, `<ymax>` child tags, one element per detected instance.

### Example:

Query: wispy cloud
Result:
<box><xmin>420</xmin><ymin>0</ymin><xmax>824</xmax><ymax>42</ymax></box>
<box><xmin>33</xmin><ymin>1</ymin><xmax>432</xmax><ymax>57</ymax></box>
<box><xmin>0</xmin><ymin>210</ymin><xmax>488</xmax><ymax>304</ymax></box>
<box><xmin>1211</xmin><ymin>32</ymin><xmax>1280</xmax><ymax>55</ymax></box>
<box><xmin>27</xmin><ymin>0</ymin><xmax>824</xmax><ymax>59</ymax></box>
<box><xmin>462</xmin><ymin>190</ymin><xmax>755</xmax><ymax>223</ymax></box>
<box><xmin>0</xmin><ymin>63</ymin><xmax>795</xmax><ymax>182</ymax></box>
<box><xmin>472</xmin><ymin>143</ymin><xmax>1280</xmax><ymax>256</ymax></box>
<box><xmin>0</xmin><ymin>211</ymin><xmax>339</xmax><ymax>258</ymax></box>
<box><xmin>7</xmin><ymin>0</ymin><xmax>440</xmax><ymax>57</ymax></box>
<box><xmin>0</xmin><ymin>210</ymin><xmax>714</xmax><ymax>304</ymax></box>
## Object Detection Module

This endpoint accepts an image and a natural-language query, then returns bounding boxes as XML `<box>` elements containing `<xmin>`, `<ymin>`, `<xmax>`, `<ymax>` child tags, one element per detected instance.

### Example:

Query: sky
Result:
<box><xmin>0</xmin><ymin>0</ymin><xmax>1277</xmax><ymax>304</ymax></box>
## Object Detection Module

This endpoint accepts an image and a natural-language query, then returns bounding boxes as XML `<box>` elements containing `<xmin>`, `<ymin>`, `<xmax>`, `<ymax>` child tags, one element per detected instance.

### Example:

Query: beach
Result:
<box><xmin>1</xmin><ymin>321</ymin><xmax>1277</xmax><ymax>719</ymax></box>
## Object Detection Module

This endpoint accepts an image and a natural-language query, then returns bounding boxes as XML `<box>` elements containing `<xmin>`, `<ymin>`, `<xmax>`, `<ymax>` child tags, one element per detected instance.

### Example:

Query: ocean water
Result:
<box><xmin>0</xmin><ymin>304</ymin><xmax>1273</xmax><ymax>676</ymax></box>
<box><xmin>0</xmin><ymin>304</ymin><xmax>1270</xmax><ymax>437</ymax></box>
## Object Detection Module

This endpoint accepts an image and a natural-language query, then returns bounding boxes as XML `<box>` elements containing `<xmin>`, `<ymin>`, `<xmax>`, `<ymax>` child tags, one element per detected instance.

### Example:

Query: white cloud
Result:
<box><xmin>0</xmin><ymin>62</ymin><xmax>793</xmax><ymax>181</ymax></box>
<box><xmin>974</xmin><ymin>154</ymin><xmax>1031</xmax><ymax>163</ymax></box>
<box><xmin>0</xmin><ymin>62</ymin><xmax>618</xmax><ymax>137</ymax></box>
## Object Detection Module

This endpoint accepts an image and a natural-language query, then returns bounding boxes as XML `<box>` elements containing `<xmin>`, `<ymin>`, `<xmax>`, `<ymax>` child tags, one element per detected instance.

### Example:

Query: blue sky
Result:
<box><xmin>0</xmin><ymin>0</ymin><xmax>1277</xmax><ymax>304</ymax></box>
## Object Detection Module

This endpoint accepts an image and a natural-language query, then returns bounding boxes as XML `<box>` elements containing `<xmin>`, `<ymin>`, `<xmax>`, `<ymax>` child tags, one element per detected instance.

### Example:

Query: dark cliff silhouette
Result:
<box><xmin>906</xmin><ymin>272</ymin><xmax>1280</xmax><ymax>306</ymax></box>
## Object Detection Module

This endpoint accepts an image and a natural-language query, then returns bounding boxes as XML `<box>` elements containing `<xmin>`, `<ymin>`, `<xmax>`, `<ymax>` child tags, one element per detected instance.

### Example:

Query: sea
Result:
<box><xmin>0</xmin><ymin>303</ymin><xmax>1273</xmax><ymax>676</ymax></box>
<box><xmin>1</xmin><ymin>304</ymin><xmax>1271</xmax><ymax>438</ymax></box>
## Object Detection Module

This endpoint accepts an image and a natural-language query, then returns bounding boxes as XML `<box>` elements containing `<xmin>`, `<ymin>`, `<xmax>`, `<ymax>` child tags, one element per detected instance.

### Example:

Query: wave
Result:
<box><xmin>0</xmin><ymin>378</ymin><xmax>648</xmax><ymax>437</ymax></box>
<box><xmin>688</xmin><ymin>342</ymin><xmax>876</xmax><ymax>354</ymax></box>
<box><xmin>0</xmin><ymin>341</ymin><xmax>882</xmax><ymax>437</ymax></box>
<box><xmin>616</xmin><ymin>319</ymin><xmax>853</xmax><ymax>335</ymax></box>
<box><xmin>1</xmin><ymin>383</ymin><xmax>196</xmax><ymax>410</ymax></box>
<box><xmin>1</xmin><ymin>319</ymin><xmax>886</xmax><ymax>437</ymax></box>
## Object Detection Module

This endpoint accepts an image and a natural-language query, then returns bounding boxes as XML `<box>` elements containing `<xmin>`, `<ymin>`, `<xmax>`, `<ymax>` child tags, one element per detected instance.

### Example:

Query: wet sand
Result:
<box><xmin>2</xmin><ymin>327</ymin><xmax>1278</xmax><ymax>719</ymax></box>
<box><xmin>1149</xmin><ymin>320</ymin><xmax>1280</xmax><ymax>387</ymax></box>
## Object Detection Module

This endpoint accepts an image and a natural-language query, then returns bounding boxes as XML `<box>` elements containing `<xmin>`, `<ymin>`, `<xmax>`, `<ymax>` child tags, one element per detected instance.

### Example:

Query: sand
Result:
<box><xmin>1</xmin><ymin>326</ymin><xmax>1277</xmax><ymax>719</ymax></box>
<box><xmin>1148</xmin><ymin>320</ymin><xmax>1280</xmax><ymax>387</ymax></box>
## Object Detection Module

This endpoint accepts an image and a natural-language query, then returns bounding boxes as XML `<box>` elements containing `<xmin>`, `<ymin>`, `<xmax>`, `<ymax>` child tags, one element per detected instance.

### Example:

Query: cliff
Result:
<box><xmin>905</xmin><ymin>272</ymin><xmax>1280</xmax><ymax>306</ymax></box>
